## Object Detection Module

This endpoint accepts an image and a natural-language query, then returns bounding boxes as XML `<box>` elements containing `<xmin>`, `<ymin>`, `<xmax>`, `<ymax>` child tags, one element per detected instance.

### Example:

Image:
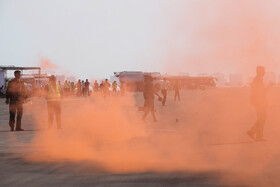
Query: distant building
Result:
<box><xmin>229</xmin><ymin>74</ymin><xmax>243</xmax><ymax>86</ymax></box>
<box><xmin>178</xmin><ymin>72</ymin><xmax>189</xmax><ymax>76</ymax></box>
<box><xmin>198</xmin><ymin>73</ymin><xmax>210</xmax><ymax>77</ymax></box>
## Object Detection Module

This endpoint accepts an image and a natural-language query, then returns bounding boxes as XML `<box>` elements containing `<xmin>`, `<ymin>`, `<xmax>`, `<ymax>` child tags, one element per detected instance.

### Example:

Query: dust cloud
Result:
<box><xmin>23</xmin><ymin>1</ymin><xmax>280</xmax><ymax>186</ymax></box>
<box><xmin>164</xmin><ymin>0</ymin><xmax>280</xmax><ymax>76</ymax></box>
<box><xmin>40</xmin><ymin>57</ymin><xmax>59</xmax><ymax>70</ymax></box>
<box><xmin>25</xmin><ymin>93</ymin><xmax>209</xmax><ymax>173</ymax></box>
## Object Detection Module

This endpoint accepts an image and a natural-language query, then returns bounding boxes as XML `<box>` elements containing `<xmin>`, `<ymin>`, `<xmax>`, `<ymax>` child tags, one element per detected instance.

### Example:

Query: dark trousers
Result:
<box><xmin>174</xmin><ymin>90</ymin><xmax>180</xmax><ymax>101</ymax></box>
<box><xmin>9</xmin><ymin>103</ymin><xmax>23</xmax><ymax>130</ymax></box>
<box><xmin>47</xmin><ymin>101</ymin><xmax>61</xmax><ymax>128</ymax></box>
<box><xmin>249</xmin><ymin>106</ymin><xmax>267</xmax><ymax>139</ymax></box>
<box><xmin>161</xmin><ymin>89</ymin><xmax>167</xmax><ymax>105</ymax></box>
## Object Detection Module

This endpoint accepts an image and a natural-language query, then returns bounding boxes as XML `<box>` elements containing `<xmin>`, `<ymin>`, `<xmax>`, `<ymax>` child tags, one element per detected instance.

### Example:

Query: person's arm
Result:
<box><xmin>5</xmin><ymin>81</ymin><xmax>11</xmax><ymax>104</ymax></box>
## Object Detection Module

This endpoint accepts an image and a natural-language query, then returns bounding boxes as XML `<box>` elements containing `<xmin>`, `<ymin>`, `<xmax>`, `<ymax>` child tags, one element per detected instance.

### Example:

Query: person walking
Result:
<box><xmin>5</xmin><ymin>71</ymin><xmax>27</xmax><ymax>131</ymax></box>
<box><xmin>45</xmin><ymin>75</ymin><xmax>62</xmax><ymax>129</ymax></box>
<box><xmin>142</xmin><ymin>75</ymin><xmax>161</xmax><ymax>122</ymax></box>
<box><xmin>247</xmin><ymin>66</ymin><xmax>271</xmax><ymax>141</ymax></box>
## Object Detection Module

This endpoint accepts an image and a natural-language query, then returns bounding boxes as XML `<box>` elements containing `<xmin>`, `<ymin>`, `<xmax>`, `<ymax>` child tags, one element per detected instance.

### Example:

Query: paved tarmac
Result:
<box><xmin>1</xmin><ymin>88</ymin><xmax>280</xmax><ymax>186</ymax></box>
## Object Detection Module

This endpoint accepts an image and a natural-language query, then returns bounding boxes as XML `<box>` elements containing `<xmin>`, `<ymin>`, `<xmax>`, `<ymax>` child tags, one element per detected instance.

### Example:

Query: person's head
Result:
<box><xmin>14</xmin><ymin>71</ymin><xmax>21</xmax><ymax>79</ymax></box>
<box><xmin>86</xmin><ymin>79</ymin><xmax>88</xmax><ymax>82</ymax></box>
<box><xmin>256</xmin><ymin>66</ymin><xmax>265</xmax><ymax>77</ymax></box>
<box><xmin>78</xmin><ymin>79</ymin><xmax>81</xmax><ymax>82</ymax></box>
<box><xmin>95</xmin><ymin>80</ymin><xmax>97</xmax><ymax>83</ymax></box>
<box><xmin>105</xmin><ymin>79</ymin><xmax>108</xmax><ymax>82</ymax></box>
<box><xmin>49</xmin><ymin>75</ymin><xmax>56</xmax><ymax>83</ymax></box>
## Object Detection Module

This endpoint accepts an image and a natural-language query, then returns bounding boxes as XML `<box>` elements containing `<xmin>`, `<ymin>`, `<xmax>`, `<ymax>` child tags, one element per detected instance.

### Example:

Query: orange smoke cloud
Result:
<box><xmin>40</xmin><ymin>57</ymin><xmax>59</xmax><ymax>69</ymax></box>
<box><xmin>23</xmin><ymin>86</ymin><xmax>280</xmax><ymax>186</ymax></box>
<box><xmin>20</xmin><ymin>1</ymin><xmax>280</xmax><ymax>186</ymax></box>
<box><xmin>164</xmin><ymin>0</ymin><xmax>280</xmax><ymax>75</ymax></box>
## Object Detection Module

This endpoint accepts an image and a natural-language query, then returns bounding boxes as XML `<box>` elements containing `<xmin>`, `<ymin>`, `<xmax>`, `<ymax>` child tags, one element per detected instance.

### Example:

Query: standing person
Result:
<box><xmin>160</xmin><ymin>78</ymin><xmax>168</xmax><ymax>106</ymax></box>
<box><xmin>103</xmin><ymin>79</ymin><xmax>110</xmax><ymax>97</ymax></box>
<box><xmin>5</xmin><ymin>71</ymin><xmax>27</xmax><ymax>131</ymax></box>
<box><xmin>84</xmin><ymin>79</ymin><xmax>90</xmax><ymax>96</ymax></box>
<box><xmin>247</xmin><ymin>66</ymin><xmax>270</xmax><ymax>141</ymax></box>
<box><xmin>70</xmin><ymin>82</ymin><xmax>75</xmax><ymax>96</ymax></box>
<box><xmin>63</xmin><ymin>80</ymin><xmax>69</xmax><ymax>96</ymax></box>
<box><xmin>174</xmin><ymin>80</ymin><xmax>180</xmax><ymax>101</ymax></box>
<box><xmin>93</xmin><ymin>80</ymin><xmax>99</xmax><ymax>92</ymax></box>
<box><xmin>45</xmin><ymin>75</ymin><xmax>62</xmax><ymax>129</ymax></box>
<box><xmin>81</xmin><ymin>80</ymin><xmax>85</xmax><ymax>96</ymax></box>
<box><xmin>112</xmin><ymin>81</ymin><xmax>118</xmax><ymax>95</ymax></box>
<box><xmin>77</xmin><ymin>79</ymin><xmax>81</xmax><ymax>96</ymax></box>
<box><xmin>142</xmin><ymin>75</ymin><xmax>161</xmax><ymax>122</ymax></box>
<box><xmin>100</xmin><ymin>81</ymin><xmax>104</xmax><ymax>94</ymax></box>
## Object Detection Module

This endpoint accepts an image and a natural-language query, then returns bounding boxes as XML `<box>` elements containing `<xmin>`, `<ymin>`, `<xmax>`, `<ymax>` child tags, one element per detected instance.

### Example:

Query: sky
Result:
<box><xmin>1</xmin><ymin>0</ymin><xmax>280</xmax><ymax>79</ymax></box>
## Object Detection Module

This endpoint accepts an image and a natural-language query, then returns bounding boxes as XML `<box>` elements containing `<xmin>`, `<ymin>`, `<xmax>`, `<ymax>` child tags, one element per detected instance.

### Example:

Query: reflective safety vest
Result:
<box><xmin>48</xmin><ymin>84</ymin><xmax>61</xmax><ymax>101</ymax></box>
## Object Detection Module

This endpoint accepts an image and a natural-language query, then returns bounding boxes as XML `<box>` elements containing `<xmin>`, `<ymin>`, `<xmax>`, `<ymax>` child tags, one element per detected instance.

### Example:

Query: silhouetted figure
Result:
<box><xmin>112</xmin><ymin>81</ymin><xmax>117</xmax><ymax>95</ymax></box>
<box><xmin>0</xmin><ymin>85</ymin><xmax>5</xmax><ymax>98</ymax></box>
<box><xmin>100</xmin><ymin>81</ymin><xmax>104</xmax><ymax>93</ymax></box>
<box><xmin>63</xmin><ymin>80</ymin><xmax>70</xmax><ymax>96</ymax></box>
<box><xmin>161</xmin><ymin>78</ymin><xmax>168</xmax><ymax>106</ymax></box>
<box><xmin>103</xmin><ymin>79</ymin><xmax>110</xmax><ymax>98</ymax></box>
<box><xmin>45</xmin><ymin>75</ymin><xmax>62</xmax><ymax>129</ymax></box>
<box><xmin>81</xmin><ymin>80</ymin><xmax>85</xmax><ymax>96</ymax></box>
<box><xmin>5</xmin><ymin>71</ymin><xmax>27</xmax><ymax>131</ymax></box>
<box><xmin>142</xmin><ymin>75</ymin><xmax>161</xmax><ymax>122</ymax></box>
<box><xmin>93</xmin><ymin>80</ymin><xmax>99</xmax><ymax>92</ymax></box>
<box><xmin>174</xmin><ymin>80</ymin><xmax>180</xmax><ymax>101</ymax></box>
<box><xmin>85</xmin><ymin>79</ymin><xmax>90</xmax><ymax>96</ymax></box>
<box><xmin>70</xmin><ymin>82</ymin><xmax>75</xmax><ymax>96</ymax></box>
<box><xmin>77</xmin><ymin>79</ymin><xmax>81</xmax><ymax>96</ymax></box>
<box><xmin>247</xmin><ymin>66</ymin><xmax>270</xmax><ymax>141</ymax></box>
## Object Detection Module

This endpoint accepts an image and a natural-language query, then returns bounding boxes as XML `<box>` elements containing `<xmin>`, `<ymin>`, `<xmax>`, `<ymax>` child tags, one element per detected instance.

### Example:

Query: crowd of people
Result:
<box><xmin>3</xmin><ymin>66</ymin><xmax>270</xmax><ymax>142</ymax></box>
<box><xmin>3</xmin><ymin>72</ymin><xmax>181</xmax><ymax>131</ymax></box>
<box><xmin>44</xmin><ymin>78</ymin><xmax>122</xmax><ymax>97</ymax></box>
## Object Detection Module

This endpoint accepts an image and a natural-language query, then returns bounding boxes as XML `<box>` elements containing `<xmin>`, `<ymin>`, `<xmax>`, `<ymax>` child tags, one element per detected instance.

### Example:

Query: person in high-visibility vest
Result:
<box><xmin>45</xmin><ymin>75</ymin><xmax>62</xmax><ymax>129</ymax></box>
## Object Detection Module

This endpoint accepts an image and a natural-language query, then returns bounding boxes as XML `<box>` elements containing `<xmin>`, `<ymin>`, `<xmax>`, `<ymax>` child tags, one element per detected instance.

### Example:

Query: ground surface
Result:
<box><xmin>1</xmin><ymin>88</ymin><xmax>280</xmax><ymax>187</ymax></box>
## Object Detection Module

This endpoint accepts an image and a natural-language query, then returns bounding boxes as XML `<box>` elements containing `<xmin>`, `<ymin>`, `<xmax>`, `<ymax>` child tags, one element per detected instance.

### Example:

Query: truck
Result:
<box><xmin>114</xmin><ymin>71</ymin><xmax>162</xmax><ymax>92</ymax></box>
<box><xmin>165</xmin><ymin>76</ymin><xmax>217</xmax><ymax>90</ymax></box>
